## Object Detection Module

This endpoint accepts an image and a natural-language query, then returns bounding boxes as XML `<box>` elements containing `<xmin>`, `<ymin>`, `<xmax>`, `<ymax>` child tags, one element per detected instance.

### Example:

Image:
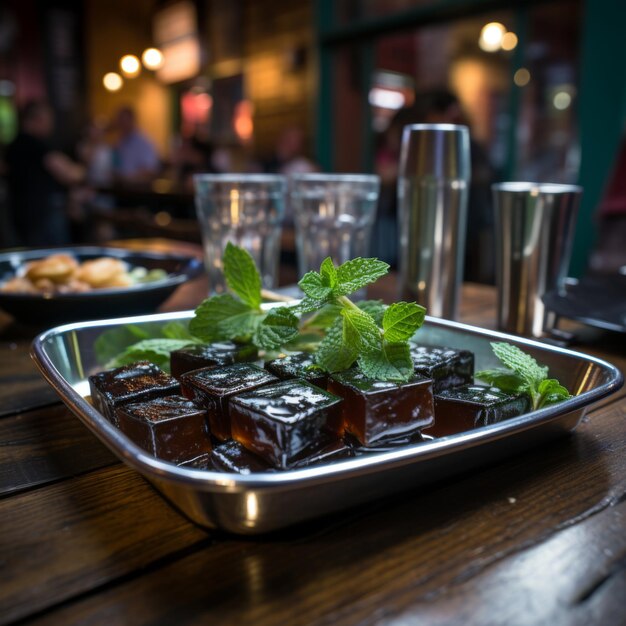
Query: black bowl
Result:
<box><xmin>0</xmin><ymin>246</ymin><xmax>204</xmax><ymax>325</ymax></box>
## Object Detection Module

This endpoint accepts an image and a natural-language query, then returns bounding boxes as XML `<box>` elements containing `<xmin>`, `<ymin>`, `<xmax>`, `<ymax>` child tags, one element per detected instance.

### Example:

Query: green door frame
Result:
<box><xmin>315</xmin><ymin>0</ymin><xmax>626</xmax><ymax>276</ymax></box>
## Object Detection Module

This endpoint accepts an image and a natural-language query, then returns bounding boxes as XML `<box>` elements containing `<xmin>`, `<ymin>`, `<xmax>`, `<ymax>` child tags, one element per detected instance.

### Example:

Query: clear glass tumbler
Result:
<box><xmin>289</xmin><ymin>173</ymin><xmax>380</xmax><ymax>277</ymax></box>
<box><xmin>194</xmin><ymin>174</ymin><xmax>286</xmax><ymax>293</ymax></box>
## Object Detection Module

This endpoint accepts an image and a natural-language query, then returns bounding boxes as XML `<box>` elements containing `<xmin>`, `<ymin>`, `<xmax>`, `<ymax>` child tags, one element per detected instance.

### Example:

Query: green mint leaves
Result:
<box><xmin>223</xmin><ymin>242</ymin><xmax>262</xmax><ymax>308</ymax></box>
<box><xmin>190</xmin><ymin>243</ymin><xmax>265</xmax><ymax>342</ymax></box>
<box><xmin>476</xmin><ymin>342</ymin><xmax>571</xmax><ymax>410</ymax></box>
<box><xmin>194</xmin><ymin>253</ymin><xmax>425</xmax><ymax>382</ymax></box>
<box><xmin>295</xmin><ymin>256</ymin><xmax>424</xmax><ymax>382</ymax></box>
<box><xmin>102</xmin><ymin>247</ymin><xmax>426</xmax><ymax>383</ymax></box>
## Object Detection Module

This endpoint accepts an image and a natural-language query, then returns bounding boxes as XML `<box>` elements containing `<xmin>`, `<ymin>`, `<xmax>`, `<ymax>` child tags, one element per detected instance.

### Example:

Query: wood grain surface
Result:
<box><xmin>0</xmin><ymin>244</ymin><xmax>624</xmax><ymax>626</ymax></box>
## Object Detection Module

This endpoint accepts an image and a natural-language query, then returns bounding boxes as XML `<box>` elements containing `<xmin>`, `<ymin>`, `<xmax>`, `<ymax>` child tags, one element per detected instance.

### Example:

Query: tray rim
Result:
<box><xmin>31</xmin><ymin>310</ymin><xmax>624</xmax><ymax>494</ymax></box>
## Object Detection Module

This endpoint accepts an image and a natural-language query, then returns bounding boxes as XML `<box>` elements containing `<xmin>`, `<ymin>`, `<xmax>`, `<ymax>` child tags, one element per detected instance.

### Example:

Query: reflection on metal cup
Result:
<box><xmin>493</xmin><ymin>182</ymin><xmax>582</xmax><ymax>337</ymax></box>
<box><xmin>194</xmin><ymin>174</ymin><xmax>286</xmax><ymax>294</ymax></box>
<box><xmin>289</xmin><ymin>173</ymin><xmax>380</xmax><ymax>277</ymax></box>
<box><xmin>398</xmin><ymin>124</ymin><xmax>471</xmax><ymax>320</ymax></box>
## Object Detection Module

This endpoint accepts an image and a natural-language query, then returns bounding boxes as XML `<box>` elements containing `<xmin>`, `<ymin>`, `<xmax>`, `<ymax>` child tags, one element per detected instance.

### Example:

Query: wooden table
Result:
<box><xmin>1</xmin><ymin>246</ymin><xmax>625</xmax><ymax>625</ymax></box>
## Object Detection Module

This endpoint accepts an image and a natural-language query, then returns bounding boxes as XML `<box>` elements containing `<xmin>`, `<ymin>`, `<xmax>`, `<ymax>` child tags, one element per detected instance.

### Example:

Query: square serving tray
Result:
<box><xmin>31</xmin><ymin>311</ymin><xmax>623</xmax><ymax>534</ymax></box>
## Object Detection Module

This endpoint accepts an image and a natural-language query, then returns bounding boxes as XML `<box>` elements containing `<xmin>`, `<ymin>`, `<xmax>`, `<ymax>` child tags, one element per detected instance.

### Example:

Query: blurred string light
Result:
<box><xmin>479</xmin><ymin>22</ymin><xmax>506</xmax><ymax>52</ymax></box>
<box><xmin>120</xmin><ymin>54</ymin><xmax>141</xmax><ymax>78</ymax></box>
<box><xmin>142</xmin><ymin>47</ymin><xmax>164</xmax><ymax>70</ymax></box>
<box><xmin>103</xmin><ymin>72</ymin><xmax>123</xmax><ymax>92</ymax></box>
<box><xmin>514</xmin><ymin>68</ymin><xmax>531</xmax><ymax>87</ymax></box>
<box><xmin>368</xmin><ymin>87</ymin><xmax>406</xmax><ymax>110</ymax></box>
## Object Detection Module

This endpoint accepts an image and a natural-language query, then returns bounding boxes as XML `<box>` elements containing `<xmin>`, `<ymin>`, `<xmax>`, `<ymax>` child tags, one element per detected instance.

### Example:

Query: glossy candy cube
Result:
<box><xmin>180</xmin><ymin>363</ymin><xmax>278</xmax><ymax>441</ymax></box>
<box><xmin>88</xmin><ymin>361</ymin><xmax>180</xmax><ymax>426</ymax></box>
<box><xmin>430</xmin><ymin>384</ymin><xmax>530</xmax><ymax>437</ymax></box>
<box><xmin>230</xmin><ymin>379</ymin><xmax>343</xmax><ymax>470</ymax></box>
<box><xmin>409</xmin><ymin>344</ymin><xmax>474</xmax><ymax>392</ymax></box>
<box><xmin>265</xmin><ymin>352</ymin><xmax>328</xmax><ymax>388</ymax></box>
<box><xmin>116</xmin><ymin>395</ymin><xmax>211</xmax><ymax>463</ymax></box>
<box><xmin>170</xmin><ymin>342</ymin><xmax>258</xmax><ymax>379</ymax></box>
<box><xmin>328</xmin><ymin>369</ymin><xmax>435</xmax><ymax>446</ymax></box>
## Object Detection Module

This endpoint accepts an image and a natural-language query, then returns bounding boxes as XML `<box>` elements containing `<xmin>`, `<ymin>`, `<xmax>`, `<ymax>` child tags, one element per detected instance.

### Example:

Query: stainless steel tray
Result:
<box><xmin>31</xmin><ymin>311</ymin><xmax>623</xmax><ymax>534</ymax></box>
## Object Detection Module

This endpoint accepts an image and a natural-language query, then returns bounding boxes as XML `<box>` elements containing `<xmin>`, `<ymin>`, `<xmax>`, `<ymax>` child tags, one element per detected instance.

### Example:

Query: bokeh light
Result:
<box><xmin>103</xmin><ymin>72</ymin><xmax>123</xmax><ymax>92</ymax></box>
<box><xmin>120</xmin><ymin>54</ymin><xmax>141</xmax><ymax>77</ymax></box>
<box><xmin>514</xmin><ymin>68</ymin><xmax>531</xmax><ymax>87</ymax></box>
<box><xmin>501</xmin><ymin>32</ymin><xmax>518</xmax><ymax>51</ymax></box>
<box><xmin>142</xmin><ymin>48</ymin><xmax>164</xmax><ymax>70</ymax></box>
<box><xmin>479</xmin><ymin>22</ymin><xmax>506</xmax><ymax>52</ymax></box>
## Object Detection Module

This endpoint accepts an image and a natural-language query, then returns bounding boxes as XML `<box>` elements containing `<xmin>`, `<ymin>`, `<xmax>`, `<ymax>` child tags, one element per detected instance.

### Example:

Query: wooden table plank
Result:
<box><xmin>0</xmin><ymin>333</ymin><xmax>60</xmax><ymax>417</ymax></box>
<box><xmin>0</xmin><ymin>465</ymin><xmax>208</xmax><ymax>625</ymax></box>
<box><xmin>21</xmin><ymin>396</ymin><xmax>626</xmax><ymax>626</ymax></box>
<box><xmin>0</xmin><ymin>404</ymin><xmax>118</xmax><ymax>496</ymax></box>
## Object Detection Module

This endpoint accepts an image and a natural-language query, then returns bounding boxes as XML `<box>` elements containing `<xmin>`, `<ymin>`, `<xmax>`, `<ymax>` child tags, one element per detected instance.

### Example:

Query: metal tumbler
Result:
<box><xmin>398</xmin><ymin>124</ymin><xmax>471</xmax><ymax>320</ymax></box>
<box><xmin>493</xmin><ymin>182</ymin><xmax>582</xmax><ymax>337</ymax></box>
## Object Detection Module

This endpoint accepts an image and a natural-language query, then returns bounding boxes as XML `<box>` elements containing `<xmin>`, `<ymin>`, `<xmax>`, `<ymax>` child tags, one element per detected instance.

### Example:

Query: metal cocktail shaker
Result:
<box><xmin>493</xmin><ymin>182</ymin><xmax>581</xmax><ymax>337</ymax></box>
<box><xmin>397</xmin><ymin>124</ymin><xmax>471</xmax><ymax>320</ymax></box>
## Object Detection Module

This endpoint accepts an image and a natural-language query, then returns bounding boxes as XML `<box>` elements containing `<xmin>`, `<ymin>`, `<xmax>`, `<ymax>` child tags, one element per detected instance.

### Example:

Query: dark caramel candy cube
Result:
<box><xmin>328</xmin><ymin>369</ymin><xmax>435</xmax><ymax>446</ymax></box>
<box><xmin>170</xmin><ymin>342</ymin><xmax>258</xmax><ymax>379</ymax></box>
<box><xmin>116</xmin><ymin>395</ymin><xmax>211</xmax><ymax>463</ymax></box>
<box><xmin>230</xmin><ymin>380</ymin><xmax>343</xmax><ymax>470</ymax></box>
<box><xmin>210</xmin><ymin>440</ymin><xmax>273</xmax><ymax>474</ymax></box>
<box><xmin>265</xmin><ymin>352</ymin><xmax>327</xmax><ymax>388</ymax></box>
<box><xmin>292</xmin><ymin>438</ymin><xmax>354</xmax><ymax>468</ymax></box>
<box><xmin>180</xmin><ymin>363</ymin><xmax>278</xmax><ymax>441</ymax></box>
<box><xmin>430</xmin><ymin>384</ymin><xmax>529</xmax><ymax>437</ymax></box>
<box><xmin>346</xmin><ymin>431</ymin><xmax>425</xmax><ymax>455</ymax></box>
<box><xmin>409</xmin><ymin>344</ymin><xmax>474</xmax><ymax>392</ymax></box>
<box><xmin>88</xmin><ymin>361</ymin><xmax>180</xmax><ymax>426</ymax></box>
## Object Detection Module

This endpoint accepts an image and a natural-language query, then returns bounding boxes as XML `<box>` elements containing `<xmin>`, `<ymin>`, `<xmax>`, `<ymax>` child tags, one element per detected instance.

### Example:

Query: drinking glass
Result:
<box><xmin>289</xmin><ymin>173</ymin><xmax>380</xmax><ymax>277</ymax></box>
<box><xmin>194</xmin><ymin>174</ymin><xmax>286</xmax><ymax>294</ymax></box>
<box><xmin>397</xmin><ymin>124</ymin><xmax>471</xmax><ymax>320</ymax></box>
<box><xmin>493</xmin><ymin>182</ymin><xmax>581</xmax><ymax>337</ymax></box>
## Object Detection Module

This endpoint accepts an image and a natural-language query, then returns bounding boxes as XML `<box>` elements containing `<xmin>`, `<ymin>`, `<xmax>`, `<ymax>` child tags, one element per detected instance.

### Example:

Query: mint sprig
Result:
<box><xmin>101</xmin><ymin>248</ymin><xmax>427</xmax><ymax>383</ymax></box>
<box><xmin>476</xmin><ymin>342</ymin><xmax>571</xmax><ymax>410</ymax></box>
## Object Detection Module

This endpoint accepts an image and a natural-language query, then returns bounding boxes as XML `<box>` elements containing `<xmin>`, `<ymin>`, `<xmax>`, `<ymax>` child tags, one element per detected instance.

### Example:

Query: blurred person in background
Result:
<box><xmin>265</xmin><ymin>126</ymin><xmax>317</xmax><ymax>176</ymax></box>
<box><xmin>373</xmin><ymin>89</ymin><xmax>495</xmax><ymax>282</ymax></box>
<box><xmin>5</xmin><ymin>100</ymin><xmax>84</xmax><ymax>246</ymax></box>
<box><xmin>112</xmin><ymin>106</ymin><xmax>160</xmax><ymax>183</ymax></box>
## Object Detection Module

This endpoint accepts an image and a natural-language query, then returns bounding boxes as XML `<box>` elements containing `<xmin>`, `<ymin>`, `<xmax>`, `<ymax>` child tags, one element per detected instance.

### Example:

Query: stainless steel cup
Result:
<box><xmin>493</xmin><ymin>182</ymin><xmax>582</xmax><ymax>337</ymax></box>
<box><xmin>398</xmin><ymin>124</ymin><xmax>471</xmax><ymax>320</ymax></box>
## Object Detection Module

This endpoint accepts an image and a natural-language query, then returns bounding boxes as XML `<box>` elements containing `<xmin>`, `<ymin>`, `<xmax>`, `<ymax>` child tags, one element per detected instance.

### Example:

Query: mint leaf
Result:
<box><xmin>223</xmin><ymin>242</ymin><xmax>262</xmax><ymax>309</ymax></box>
<box><xmin>304</xmin><ymin>303</ymin><xmax>342</xmax><ymax>329</ymax></box>
<box><xmin>162</xmin><ymin>321</ymin><xmax>197</xmax><ymax>341</ymax></box>
<box><xmin>356</xmin><ymin>300</ymin><xmax>386</xmax><ymax>326</ymax></box>
<box><xmin>335</xmin><ymin>258</ymin><xmax>389</xmax><ymax>296</ymax></box>
<box><xmin>190</xmin><ymin>294</ymin><xmax>254</xmax><ymax>341</ymax></box>
<box><xmin>358</xmin><ymin>342</ymin><xmax>413</xmax><ymax>382</ymax></box>
<box><xmin>299</xmin><ymin>271</ymin><xmax>332</xmax><ymax>301</ymax></box>
<box><xmin>491</xmin><ymin>342</ymin><xmax>548</xmax><ymax>385</ymax></box>
<box><xmin>475</xmin><ymin>368</ymin><xmax>526</xmax><ymax>394</ymax></box>
<box><xmin>294</xmin><ymin>295</ymin><xmax>330</xmax><ymax>315</ymax></box>
<box><xmin>94</xmin><ymin>323</ymin><xmax>171</xmax><ymax>365</ymax></box>
<box><xmin>314</xmin><ymin>318</ymin><xmax>358</xmax><ymax>372</ymax></box>
<box><xmin>320</xmin><ymin>257</ymin><xmax>338</xmax><ymax>289</ymax></box>
<box><xmin>342</xmin><ymin>308</ymin><xmax>381</xmax><ymax>353</ymax></box>
<box><xmin>254</xmin><ymin>307</ymin><xmax>299</xmax><ymax>350</ymax></box>
<box><xmin>537</xmin><ymin>378</ymin><xmax>571</xmax><ymax>407</ymax></box>
<box><xmin>107</xmin><ymin>338</ymin><xmax>196</xmax><ymax>371</ymax></box>
<box><xmin>382</xmin><ymin>302</ymin><xmax>426</xmax><ymax>343</ymax></box>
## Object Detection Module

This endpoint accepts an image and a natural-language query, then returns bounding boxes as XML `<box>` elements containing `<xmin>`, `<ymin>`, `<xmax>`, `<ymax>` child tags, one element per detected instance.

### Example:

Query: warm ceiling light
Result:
<box><xmin>553</xmin><ymin>91</ymin><xmax>572</xmax><ymax>110</ymax></box>
<box><xmin>514</xmin><ymin>68</ymin><xmax>531</xmax><ymax>87</ymax></box>
<box><xmin>103</xmin><ymin>72</ymin><xmax>123</xmax><ymax>92</ymax></box>
<box><xmin>479</xmin><ymin>22</ymin><xmax>506</xmax><ymax>52</ymax></box>
<box><xmin>501</xmin><ymin>32</ymin><xmax>518</xmax><ymax>51</ymax></box>
<box><xmin>120</xmin><ymin>54</ymin><xmax>141</xmax><ymax>77</ymax></box>
<box><xmin>142</xmin><ymin>47</ymin><xmax>164</xmax><ymax>70</ymax></box>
